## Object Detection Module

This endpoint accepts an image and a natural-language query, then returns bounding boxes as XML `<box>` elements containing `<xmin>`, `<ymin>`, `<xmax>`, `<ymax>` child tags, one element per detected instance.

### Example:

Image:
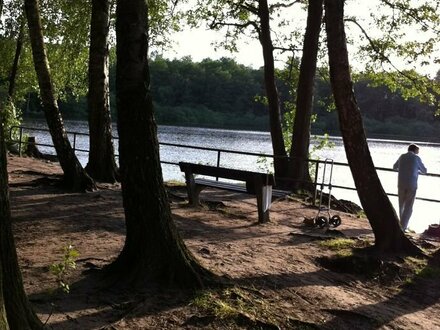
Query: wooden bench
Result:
<box><xmin>179</xmin><ymin>162</ymin><xmax>276</xmax><ymax>223</ymax></box>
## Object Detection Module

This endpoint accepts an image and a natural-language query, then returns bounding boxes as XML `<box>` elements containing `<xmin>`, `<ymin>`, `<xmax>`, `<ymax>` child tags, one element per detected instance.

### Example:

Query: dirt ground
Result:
<box><xmin>7</xmin><ymin>154</ymin><xmax>440</xmax><ymax>329</ymax></box>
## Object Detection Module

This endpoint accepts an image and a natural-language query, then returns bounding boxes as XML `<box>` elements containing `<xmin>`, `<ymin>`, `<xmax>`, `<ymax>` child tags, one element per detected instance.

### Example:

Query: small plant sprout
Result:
<box><xmin>49</xmin><ymin>244</ymin><xmax>79</xmax><ymax>293</ymax></box>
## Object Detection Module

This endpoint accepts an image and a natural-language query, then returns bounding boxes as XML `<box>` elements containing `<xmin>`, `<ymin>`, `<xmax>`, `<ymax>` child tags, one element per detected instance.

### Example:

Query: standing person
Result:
<box><xmin>393</xmin><ymin>143</ymin><xmax>427</xmax><ymax>231</ymax></box>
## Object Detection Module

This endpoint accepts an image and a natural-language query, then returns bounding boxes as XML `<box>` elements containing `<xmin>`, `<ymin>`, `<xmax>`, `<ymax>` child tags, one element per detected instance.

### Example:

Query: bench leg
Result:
<box><xmin>188</xmin><ymin>186</ymin><xmax>205</xmax><ymax>206</ymax></box>
<box><xmin>184</xmin><ymin>173</ymin><xmax>203</xmax><ymax>206</ymax></box>
<box><xmin>256</xmin><ymin>185</ymin><xmax>272</xmax><ymax>223</ymax></box>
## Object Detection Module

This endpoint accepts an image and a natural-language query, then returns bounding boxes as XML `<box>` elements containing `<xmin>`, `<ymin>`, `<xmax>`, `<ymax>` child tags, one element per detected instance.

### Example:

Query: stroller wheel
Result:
<box><xmin>315</xmin><ymin>216</ymin><xmax>328</xmax><ymax>228</ymax></box>
<box><xmin>329</xmin><ymin>215</ymin><xmax>342</xmax><ymax>227</ymax></box>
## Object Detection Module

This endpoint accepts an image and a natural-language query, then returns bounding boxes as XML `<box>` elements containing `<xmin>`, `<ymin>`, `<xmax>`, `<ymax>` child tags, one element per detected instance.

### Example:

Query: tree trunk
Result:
<box><xmin>24</xmin><ymin>0</ymin><xmax>96</xmax><ymax>191</ymax></box>
<box><xmin>85</xmin><ymin>0</ymin><xmax>119</xmax><ymax>183</ymax></box>
<box><xmin>107</xmin><ymin>0</ymin><xmax>213</xmax><ymax>288</ymax></box>
<box><xmin>324</xmin><ymin>0</ymin><xmax>419</xmax><ymax>253</ymax></box>
<box><xmin>0</xmin><ymin>120</ymin><xmax>42</xmax><ymax>329</ymax></box>
<box><xmin>0</xmin><ymin>285</ymin><xmax>7</xmax><ymax>330</ymax></box>
<box><xmin>8</xmin><ymin>18</ymin><xmax>25</xmax><ymax>98</ymax></box>
<box><xmin>289</xmin><ymin>0</ymin><xmax>323</xmax><ymax>191</ymax></box>
<box><xmin>0</xmin><ymin>116</ymin><xmax>8</xmax><ymax>330</ymax></box>
<box><xmin>258</xmin><ymin>0</ymin><xmax>289</xmax><ymax>183</ymax></box>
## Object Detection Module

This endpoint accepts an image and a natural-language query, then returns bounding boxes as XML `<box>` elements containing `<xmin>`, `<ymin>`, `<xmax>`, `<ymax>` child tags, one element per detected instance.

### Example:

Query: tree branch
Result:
<box><xmin>240</xmin><ymin>2</ymin><xmax>258</xmax><ymax>15</ymax></box>
<box><xmin>345</xmin><ymin>18</ymin><xmax>422</xmax><ymax>85</ymax></box>
<box><xmin>210</xmin><ymin>19</ymin><xmax>258</xmax><ymax>33</ymax></box>
<box><xmin>379</xmin><ymin>0</ymin><xmax>440</xmax><ymax>34</ymax></box>
<box><xmin>273</xmin><ymin>45</ymin><xmax>301</xmax><ymax>53</ymax></box>
<box><xmin>269</xmin><ymin>0</ymin><xmax>301</xmax><ymax>11</ymax></box>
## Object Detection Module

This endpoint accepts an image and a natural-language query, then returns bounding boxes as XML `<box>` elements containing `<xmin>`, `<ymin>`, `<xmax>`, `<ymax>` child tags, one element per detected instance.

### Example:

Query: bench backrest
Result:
<box><xmin>179</xmin><ymin>162</ymin><xmax>275</xmax><ymax>186</ymax></box>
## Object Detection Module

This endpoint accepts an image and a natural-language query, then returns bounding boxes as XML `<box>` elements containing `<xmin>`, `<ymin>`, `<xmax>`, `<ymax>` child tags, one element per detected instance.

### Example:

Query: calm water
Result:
<box><xmin>20</xmin><ymin>118</ymin><xmax>440</xmax><ymax>233</ymax></box>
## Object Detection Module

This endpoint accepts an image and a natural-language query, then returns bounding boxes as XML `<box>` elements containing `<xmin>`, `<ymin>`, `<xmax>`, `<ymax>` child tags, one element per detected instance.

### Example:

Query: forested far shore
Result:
<box><xmin>21</xmin><ymin>57</ymin><xmax>440</xmax><ymax>139</ymax></box>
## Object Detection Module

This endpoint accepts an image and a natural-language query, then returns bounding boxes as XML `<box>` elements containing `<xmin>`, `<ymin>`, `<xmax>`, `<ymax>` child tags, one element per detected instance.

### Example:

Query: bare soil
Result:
<box><xmin>7</xmin><ymin>154</ymin><xmax>440</xmax><ymax>329</ymax></box>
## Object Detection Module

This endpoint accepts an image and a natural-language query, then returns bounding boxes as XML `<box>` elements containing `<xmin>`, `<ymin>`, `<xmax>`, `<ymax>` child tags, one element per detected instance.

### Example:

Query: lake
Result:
<box><xmin>19</xmin><ymin>118</ymin><xmax>440</xmax><ymax>233</ymax></box>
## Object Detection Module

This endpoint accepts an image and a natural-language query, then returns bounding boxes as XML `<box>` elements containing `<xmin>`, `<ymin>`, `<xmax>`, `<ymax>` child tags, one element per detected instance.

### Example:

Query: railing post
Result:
<box><xmin>216</xmin><ymin>150</ymin><xmax>221</xmax><ymax>181</ymax></box>
<box><xmin>313</xmin><ymin>161</ymin><xmax>319</xmax><ymax>206</ymax></box>
<box><xmin>18</xmin><ymin>127</ymin><xmax>23</xmax><ymax>156</ymax></box>
<box><xmin>73</xmin><ymin>133</ymin><xmax>77</xmax><ymax>153</ymax></box>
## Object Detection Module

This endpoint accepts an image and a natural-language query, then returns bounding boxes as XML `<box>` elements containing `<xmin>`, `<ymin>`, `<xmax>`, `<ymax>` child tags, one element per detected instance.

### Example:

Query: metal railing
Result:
<box><xmin>9</xmin><ymin>125</ymin><xmax>440</xmax><ymax>205</ymax></box>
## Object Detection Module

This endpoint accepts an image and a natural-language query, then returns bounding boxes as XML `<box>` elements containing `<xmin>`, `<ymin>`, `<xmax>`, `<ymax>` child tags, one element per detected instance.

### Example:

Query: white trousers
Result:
<box><xmin>398</xmin><ymin>187</ymin><xmax>417</xmax><ymax>231</ymax></box>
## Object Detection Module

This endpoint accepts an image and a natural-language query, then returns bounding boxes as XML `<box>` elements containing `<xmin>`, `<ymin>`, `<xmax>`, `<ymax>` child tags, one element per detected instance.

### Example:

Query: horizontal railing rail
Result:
<box><xmin>8</xmin><ymin>125</ymin><xmax>440</xmax><ymax>204</ymax></box>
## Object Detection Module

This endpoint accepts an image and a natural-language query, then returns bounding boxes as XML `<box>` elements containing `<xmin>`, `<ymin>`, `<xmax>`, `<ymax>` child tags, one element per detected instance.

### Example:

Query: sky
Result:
<box><xmin>161</xmin><ymin>1</ymin><xmax>440</xmax><ymax>77</ymax></box>
<box><xmin>163</xmin><ymin>28</ymin><xmax>265</xmax><ymax>68</ymax></box>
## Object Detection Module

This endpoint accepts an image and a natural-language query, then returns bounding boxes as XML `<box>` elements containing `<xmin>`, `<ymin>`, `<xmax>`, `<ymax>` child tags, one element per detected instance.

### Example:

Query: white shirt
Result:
<box><xmin>393</xmin><ymin>151</ymin><xmax>427</xmax><ymax>190</ymax></box>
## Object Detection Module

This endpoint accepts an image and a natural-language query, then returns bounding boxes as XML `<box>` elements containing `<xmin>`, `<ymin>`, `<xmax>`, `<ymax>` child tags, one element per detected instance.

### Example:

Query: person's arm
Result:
<box><xmin>418</xmin><ymin>157</ymin><xmax>427</xmax><ymax>174</ymax></box>
<box><xmin>393</xmin><ymin>157</ymin><xmax>400</xmax><ymax>170</ymax></box>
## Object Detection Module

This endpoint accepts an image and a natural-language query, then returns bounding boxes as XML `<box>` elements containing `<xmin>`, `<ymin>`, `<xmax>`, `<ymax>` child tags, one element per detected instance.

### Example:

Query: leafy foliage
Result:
<box><xmin>187</xmin><ymin>0</ymin><xmax>303</xmax><ymax>55</ymax></box>
<box><xmin>1</xmin><ymin>99</ymin><xmax>22</xmax><ymax>146</ymax></box>
<box><xmin>346</xmin><ymin>0</ymin><xmax>440</xmax><ymax>112</ymax></box>
<box><xmin>149</xmin><ymin>56</ymin><xmax>268</xmax><ymax>116</ymax></box>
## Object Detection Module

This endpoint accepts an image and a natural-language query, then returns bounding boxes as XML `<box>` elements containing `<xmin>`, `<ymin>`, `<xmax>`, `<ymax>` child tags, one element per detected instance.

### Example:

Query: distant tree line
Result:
<box><xmin>22</xmin><ymin>56</ymin><xmax>440</xmax><ymax>139</ymax></box>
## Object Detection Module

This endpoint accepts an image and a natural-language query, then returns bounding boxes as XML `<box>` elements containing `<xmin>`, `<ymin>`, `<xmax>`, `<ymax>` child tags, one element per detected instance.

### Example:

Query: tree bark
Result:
<box><xmin>85</xmin><ymin>0</ymin><xmax>119</xmax><ymax>183</ymax></box>
<box><xmin>0</xmin><ymin>119</ymin><xmax>42</xmax><ymax>329</ymax></box>
<box><xmin>0</xmin><ymin>242</ymin><xmax>7</xmax><ymax>330</ymax></box>
<box><xmin>8</xmin><ymin>18</ymin><xmax>25</xmax><ymax>98</ymax></box>
<box><xmin>24</xmin><ymin>0</ymin><xmax>96</xmax><ymax>191</ymax></box>
<box><xmin>0</xmin><ymin>115</ymin><xmax>8</xmax><ymax>330</ymax></box>
<box><xmin>0</xmin><ymin>286</ymin><xmax>7</xmax><ymax>330</ymax></box>
<box><xmin>107</xmin><ymin>0</ymin><xmax>213</xmax><ymax>288</ymax></box>
<box><xmin>324</xmin><ymin>0</ymin><xmax>419</xmax><ymax>253</ymax></box>
<box><xmin>289</xmin><ymin>0</ymin><xmax>323</xmax><ymax>191</ymax></box>
<box><xmin>258</xmin><ymin>0</ymin><xmax>289</xmax><ymax>183</ymax></box>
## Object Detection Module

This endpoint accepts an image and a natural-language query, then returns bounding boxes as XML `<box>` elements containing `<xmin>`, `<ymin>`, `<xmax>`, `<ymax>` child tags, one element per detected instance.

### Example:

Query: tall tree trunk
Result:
<box><xmin>0</xmin><ymin>118</ymin><xmax>42</xmax><ymax>329</ymax></box>
<box><xmin>0</xmin><ymin>145</ymin><xmax>7</xmax><ymax>327</ymax></box>
<box><xmin>107</xmin><ymin>0</ymin><xmax>213</xmax><ymax>288</ymax></box>
<box><xmin>8</xmin><ymin>19</ymin><xmax>25</xmax><ymax>98</ymax></box>
<box><xmin>85</xmin><ymin>0</ymin><xmax>119</xmax><ymax>183</ymax></box>
<box><xmin>289</xmin><ymin>0</ymin><xmax>323</xmax><ymax>191</ymax></box>
<box><xmin>0</xmin><ymin>111</ymin><xmax>8</xmax><ymax>330</ymax></box>
<box><xmin>258</xmin><ymin>0</ymin><xmax>289</xmax><ymax>183</ymax></box>
<box><xmin>324</xmin><ymin>0</ymin><xmax>420</xmax><ymax>253</ymax></box>
<box><xmin>24</xmin><ymin>0</ymin><xmax>96</xmax><ymax>191</ymax></box>
<box><xmin>0</xmin><ymin>281</ymin><xmax>7</xmax><ymax>330</ymax></box>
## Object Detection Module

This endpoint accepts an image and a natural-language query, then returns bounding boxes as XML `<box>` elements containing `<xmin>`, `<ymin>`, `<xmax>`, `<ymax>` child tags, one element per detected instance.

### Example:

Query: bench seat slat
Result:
<box><xmin>179</xmin><ymin>162</ymin><xmax>274</xmax><ymax>185</ymax></box>
<box><xmin>195</xmin><ymin>178</ymin><xmax>247</xmax><ymax>193</ymax></box>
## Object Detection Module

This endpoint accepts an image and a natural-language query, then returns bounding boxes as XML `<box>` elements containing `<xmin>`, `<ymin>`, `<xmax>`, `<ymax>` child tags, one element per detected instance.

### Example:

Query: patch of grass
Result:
<box><xmin>417</xmin><ymin>266</ymin><xmax>440</xmax><ymax>278</ymax></box>
<box><xmin>319</xmin><ymin>238</ymin><xmax>356</xmax><ymax>251</ymax></box>
<box><xmin>192</xmin><ymin>290</ymin><xmax>238</xmax><ymax>319</ymax></box>
<box><xmin>190</xmin><ymin>287</ymin><xmax>280</xmax><ymax>328</ymax></box>
<box><xmin>191</xmin><ymin>288</ymin><xmax>255</xmax><ymax>319</ymax></box>
<box><xmin>405</xmin><ymin>257</ymin><xmax>427</xmax><ymax>273</ymax></box>
<box><xmin>356</xmin><ymin>210</ymin><xmax>367</xmax><ymax>218</ymax></box>
<box><xmin>335</xmin><ymin>249</ymin><xmax>354</xmax><ymax>258</ymax></box>
<box><xmin>165</xmin><ymin>180</ymin><xmax>185</xmax><ymax>187</ymax></box>
<box><xmin>404</xmin><ymin>257</ymin><xmax>440</xmax><ymax>283</ymax></box>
